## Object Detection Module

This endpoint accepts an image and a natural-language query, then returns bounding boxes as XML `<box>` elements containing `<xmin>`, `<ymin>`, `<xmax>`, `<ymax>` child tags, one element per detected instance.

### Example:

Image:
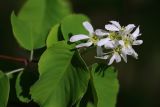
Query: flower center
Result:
<box><xmin>121</xmin><ymin>26</ymin><xmax>125</xmax><ymax>31</ymax></box>
<box><xmin>90</xmin><ymin>35</ymin><xmax>99</xmax><ymax>44</ymax></box>
<box><xmin>123</xmin><ymin>37</ymin><xmax>132</xmax><ymax>47</ymax></box>
<box><xmin>114</xmin><ymin>46</ymin><xmax>121</xmax><ymax>53</ymax></box>
<box><xmin>109</xmin><ymin>32</ymin><xmax>121</xmax><ymax>40</ymax></box>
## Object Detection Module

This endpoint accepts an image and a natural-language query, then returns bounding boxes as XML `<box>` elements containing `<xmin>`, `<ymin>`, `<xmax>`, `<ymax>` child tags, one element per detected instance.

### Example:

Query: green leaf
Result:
<box><xmin>11</xmin><ymin>0</ymin><xmax>71</xmax><ymax>50</ymax></box>
<box><xmin>16</xmin><ymin>71</ymin><xmax>31</xmax><ymax>103</ymax></box>
<box><xmin>87</xmin><ymin>102</ymin><xmax>95</xmax><ymax>107</ymax></box>
<box><xmin>0</xmin><ymin>71</ymin><xmax>10</xmax><ymax>107</ymax></box>
<box><xmin>91</xmin><ymin>64</ymin><xmax>119</xmax><ymax>107</ymax></box>
<box><xmin>46</xmin><ymin>24</ymin><xmax>60</xmax><ymax>48</ymax></box>
<box><xmin>61</xmin><ymin>14</ymin><xmax>90</xmax><ymax>40</ymax></box>
<box><xmin>30</xmin><ymin>42</ymin><xmax>90</xmax><ymax>107</ymax></box>
<box><xmin>11</xmin><ymin>12</ymin><xmax>33</xmax><ymax>50</ymax></box>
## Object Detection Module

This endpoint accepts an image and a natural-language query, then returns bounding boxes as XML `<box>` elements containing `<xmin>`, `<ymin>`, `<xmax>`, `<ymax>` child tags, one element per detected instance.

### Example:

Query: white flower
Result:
<box><xmin>119</xmin><ymin>26</ymin><xmax>143</xmax><ymax>60</ymax></box>
<box><xmin>97</xmin><ymin>38</ymin><xmax>115</xmax><ymax>48</ymax></box>
<box><xmin>95</xmin><ymin>47</ymin><xmax>122</xmax><ymax>65</ymax></box>
<box><xmin>96</xmin><ymin>49</ymin><xmax>121</xmax><ymax>65</ymax></box>
<box><xmin>105</xmin><ymin>21</ymin><xmax>135</xmax><ymax>34</ymax></box>
<box><xmin>95</xmin><ymin>29</ymin><xmax>109</xmax><ymax>36</ymax></box>
<box><xmin>96</xmin><ymin>22</ymin><xmax>143</xmax><ymax>64</ymax></box>
<box><xmin>131</xmin><ymin>26</ymin><xmax>142</xmax><ymax>42</ymax></box>
<box><xmin>108</xmin><ymin>51</ymin><xmax>121</xmax><ymax>65</ymax></box>
<box><xmin>96</xmin><ymin>31</ymin><xmax>120</xmax><ymax>49</ymax></box>
<box><xmin>70</xmin><ymin>20</ymin><xmax>143</xmax><ymax>65</ymax></box>
<box><xmin>70</xmin><ymin>21</ymin><xmax>104</xmax><ymax>48</ymax></box>
<box><xmin>96</xmin><ymin>21</ymin><xmax>135</xmax><ymax>49</ymax></box>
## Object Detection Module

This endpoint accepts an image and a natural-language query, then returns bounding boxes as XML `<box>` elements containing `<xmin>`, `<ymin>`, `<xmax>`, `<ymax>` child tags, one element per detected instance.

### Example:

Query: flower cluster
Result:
<box><xmin>69</xmin><ymin>21</ymin><xmax>143</xmax><ymax>65</ymax></box>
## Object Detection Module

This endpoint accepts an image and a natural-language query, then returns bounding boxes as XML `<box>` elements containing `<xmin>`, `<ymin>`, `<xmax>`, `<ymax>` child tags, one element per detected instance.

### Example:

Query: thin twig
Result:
<box><xmin>6</xmin><ymin>68</ymin><xmax>24</xmax><ymax>76</ymax></box>
<box><xmin>0</xmin><ymin>55</ymin><xmax>28</xmax><ymax>66</ymax></box>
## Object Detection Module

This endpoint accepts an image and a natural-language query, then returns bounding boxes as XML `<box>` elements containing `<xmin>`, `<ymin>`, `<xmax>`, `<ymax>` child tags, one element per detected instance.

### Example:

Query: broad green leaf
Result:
<box><xmin>11</xmin><ymin>0</ymin><xmax>71</xmax><ymax>50</ymax></box>
<box><xmin>76</xmin><ymin>79</ymin><xmax>98</xmax><ymax>107</ymax></box>
<box><xmin>46</xmin><ymin>24</ymin><xmax>60</xmax><ymax>48</ymax></box>
<box><xmin>61</xmin><ymin>14</ymin><xmax>90</xmax><ymax>40</ymax></box>
<box><xmin>30</xmin><ymin>42</ymin><xmax>90</xmax><ymax>107</ymax></box>
<box><xmin>16</xmin><ymin>71</ymin><xmax>30</xmax><ymax>103</ymax></box>
<box><xmin>11</xmin><ymin>12</ymin><xmax>33</xmax><ymax>50</ymax></box>
<box><xmin>87</xmin><ymin>102</ymin><xmax>95</xmax><ymax>107</ymax></box>
<box><xmin>0</xmin><ymin>71</ymin><xmax>10</xmax><ymax>107</ymax></box>
<box><xmin>91</xmin><ymin>64</ymin><xmax>119</xmax><ymax>107</ymax></box>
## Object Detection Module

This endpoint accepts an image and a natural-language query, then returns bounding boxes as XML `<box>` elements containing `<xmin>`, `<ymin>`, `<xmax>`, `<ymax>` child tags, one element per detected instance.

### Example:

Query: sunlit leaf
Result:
<box><xmin>46</xmin><ymin>24</ymin><xmax>60</xmax><ymax>48</ymax></box>
<box><xmin>11</xmin><ymin>12</ymin><xmax>33</xmax><ymax>50</ymax></box>
<box><xmin>91</xmin><ymin>64</ymin><xmax>119</xmax><ymax>107</ymax></box>
<box><xmin>30</xmin><ymin>42</ymin><xmax>90</xmax><ymax>107</ymax></box>
<box><xmin>61</xmin><ymin>14</ymin><xmax>90</xmax><ymax>41</ymax></box>
<box><xmin>11</xmin><ymin>0</ymin><xmax>71</xmax><ymax>50</ymax></box>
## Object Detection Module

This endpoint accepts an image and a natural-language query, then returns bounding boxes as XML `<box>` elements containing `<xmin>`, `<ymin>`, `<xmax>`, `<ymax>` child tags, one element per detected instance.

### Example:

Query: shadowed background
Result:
<box><xmin>0</xmin><ymin>0</ymin><xmax>160</xmax><ymax>107</ymax></box>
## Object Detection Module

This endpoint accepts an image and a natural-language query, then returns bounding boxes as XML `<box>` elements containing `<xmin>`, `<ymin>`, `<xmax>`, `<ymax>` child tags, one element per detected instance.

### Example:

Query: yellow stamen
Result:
<box><xmin>90</xmin><ymin>35</ymin><xmax>99</xmax><ymax>44</ymax></box>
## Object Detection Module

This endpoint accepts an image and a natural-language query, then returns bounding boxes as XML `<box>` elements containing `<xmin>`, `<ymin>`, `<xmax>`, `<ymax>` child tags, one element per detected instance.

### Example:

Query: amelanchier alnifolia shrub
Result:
<box><xmin>0</xmin><ymin>0</ymin><xmax>144</xmax><ymax>107</ymax></box>
<box><xmin>70</xmin><ymin>21</ymin><xmax>143</xmax><ymax>65</ymax></box>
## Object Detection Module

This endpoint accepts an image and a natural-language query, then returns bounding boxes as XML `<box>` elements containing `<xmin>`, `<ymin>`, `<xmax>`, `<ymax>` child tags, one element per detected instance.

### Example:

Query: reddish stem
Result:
<box><xmin>0</xmin><ymin>55</ymin><xmax>28</xmax><ymax>66</ymax></box>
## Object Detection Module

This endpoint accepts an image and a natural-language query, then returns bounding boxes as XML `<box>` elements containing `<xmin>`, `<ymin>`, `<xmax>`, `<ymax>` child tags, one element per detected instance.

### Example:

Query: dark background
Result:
<box><xmin>0</xmin><ymin>0</ymin><xmax>160</xmax><ymax>107</ymax></box>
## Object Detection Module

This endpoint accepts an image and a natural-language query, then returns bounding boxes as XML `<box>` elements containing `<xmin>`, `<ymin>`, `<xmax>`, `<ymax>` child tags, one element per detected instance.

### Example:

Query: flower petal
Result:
<box><xmin>131</xmin><ymin>26</ymin><xmax>140</xmax><ymax>39</ymax></box>
<box><xmin>121</xmin><ymin>47</ymin><xmax>129</xmax><ymax>55</ymax></box>
<box><xmin>125</xmin><ymin>24</ymin><xmax>135</xmax><ymax>32</ymax></box>
<box><xmin>126</xmin><ymin>46</ymin><xmax>134</xmax><ymax>55</ymax></box>
<box><xmin>110</xmin><ymin>21</ymin><xmax>121</xmax><ymax>29</ymax></box>
<box><xmin>104</xmin><ymin>41</ymin><xmax>115</xmax><ymax>48</ymax></box>
<box><xmin>97</xmin><ymin>38</ymin><xmax>111</xmax><ymax>46</ymax></box>
<box><xmin>108</xmin><ymin>54</ymin><xmax>116</xmax><ymax>65</ymax></box>
<box><xmin>105</xmin><ymin>24</ymin><xmax>120</xmax><ymax>31</ymax></box>
<box><xmin>131</xmin><ymin>50</ymin><xmax>138</xmax><ymax>59</ymax></box>
<box><xmin>115</xmin><ymin>53</ymin><xmax>121</xmax><ymax>63</ymax></box>
<box><xmin>96</xmin><ymin>46</ymin><xmax>104</xmax><ymax>57</ymax></box>
<box><xmin>119</xmin><ymin>40</ymin><xmax>125</xmax><ymax>46</ymax></box>
<box><xmin>120</xmin><ymin>53</ymin><xmax>127</xmax><ymax>63</ymax></box>
<box><xmin>75</xmin><ymin>42</ymin><xmax>92</xmax><ymax>48</ymax></box>
<box><xmin>95</xmin><ymin>55</ymin><xmax>109</xmax><ymax>60</ymax></box>
<box><xmin>133</xmin><ymin>40</ymin><xmax>143</xmax><ymax>45</ymax></box>
<box><xmin>95</xmin><ymin>29</ymin><xmax>109</xmax><ymax>37</ymax></box>
<box><xmin>83</xmin><ymin>21</ymin><xmax>94</xmax><ymax>34</ymax></box>
<box><xmin>70</xmin><ymin>34</ymin><xmax>89</xmax><ymax>42</ymax></box>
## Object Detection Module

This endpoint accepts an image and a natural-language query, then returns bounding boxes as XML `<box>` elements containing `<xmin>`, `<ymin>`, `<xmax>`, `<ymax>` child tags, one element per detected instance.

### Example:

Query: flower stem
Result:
<box><xmin>29</xmin><ymin>50</ymin><xmax>34</xmax><ymax>62</ymax></box>
<box><xmin>6</xmin><ymin>68</ymin><xmax>24</xmax><ymax>76</ymax></box>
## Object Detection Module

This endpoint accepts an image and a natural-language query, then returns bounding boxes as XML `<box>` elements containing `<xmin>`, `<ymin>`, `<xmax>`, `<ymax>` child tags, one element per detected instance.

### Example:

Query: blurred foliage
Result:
<box><xmin>0</xmin><ymin>71</ymin><xmax>10</xmax><ymax>107</ymax></box>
